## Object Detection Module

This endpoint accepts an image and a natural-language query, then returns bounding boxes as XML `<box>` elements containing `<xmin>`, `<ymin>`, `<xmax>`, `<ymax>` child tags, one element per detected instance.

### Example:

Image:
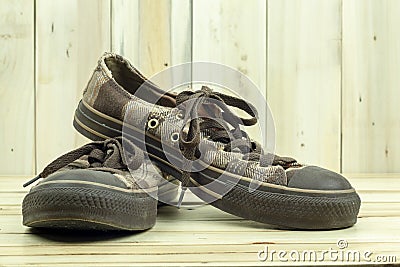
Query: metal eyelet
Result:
<box><xmin>170</xmin><ymin>132</ymin><xmax>180</xmax><ymax>142</ymax></box>
<box><xmin>148</xmin><ymin>118</ymin><xmax>159</xmax><ymax>129</ymax></box>
<box><xmin>175</xmin><ymin>111</ymin><xmax>184</xmax><ymax>120</ymax></box>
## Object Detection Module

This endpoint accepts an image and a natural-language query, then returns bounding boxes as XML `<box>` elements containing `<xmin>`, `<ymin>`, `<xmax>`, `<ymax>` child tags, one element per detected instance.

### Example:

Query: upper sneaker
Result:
<box><xmin>22</xmin><ymin>137</ymin><xmax>159</xmax><ymax>231</ymax></box>
<box><xmin>73</xmin><ymin>52</ymin><xmax>361</xmax><ymax>229</ymax></box>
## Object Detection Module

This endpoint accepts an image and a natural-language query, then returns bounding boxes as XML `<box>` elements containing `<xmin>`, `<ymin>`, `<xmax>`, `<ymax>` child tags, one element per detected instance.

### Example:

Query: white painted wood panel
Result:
<box><xmin>0</xmin><ymin>0</ymin><xmax>35</xmax><ymax>175</ymax></box>
<box><xmin>267</xmin><ymin>0</ymin><xmax>342</xmax><ymax>171</ymax></box>
<box><xmin>342</xmin><ymin>0</ymin><xmax>400</xmax><ymax>173</ymax></box>
<box><xmin>192</xmin><ymin>0</ymin><xmax>267</xmax><ymax>142</ymax></box>
<box><xmin>192</xmin><ymin>0</ymin><xmax>266</xmax><ymax>91</ymax></box>
<box><xmin>170</xmin><ymin>0</ymin><xmax>192</xmax><ymax>66</ymax></box>
<box><xmin>35</xmin><ymin>0</ymin><xmax>110</xmax><ymax>172</ymax></box>
<box><xmin>112</xmin><ymin>0</ymin><xmax>191</xmax><ymax>76</ymax></box>
<box><xmin>111</xmin><ymin>0</ymin><xmax>140</xmax><ymax>66</ymax></box>
<box><xmin>112</xmin><ymin>0</ymin><xmax>171</xmax><ymax>77</ymax></box>
<box><xmin>1</xmin><ymin>0</ymin><xmax>400</xmax><ymax>174</ymax></box>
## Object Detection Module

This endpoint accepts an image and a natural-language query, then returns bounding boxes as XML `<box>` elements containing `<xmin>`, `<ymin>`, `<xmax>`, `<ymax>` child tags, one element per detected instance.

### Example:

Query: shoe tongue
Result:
<box><xmin>197</xmin><ymin>102</ymin><xmax>223</xmax><ymax>119</ymax></box>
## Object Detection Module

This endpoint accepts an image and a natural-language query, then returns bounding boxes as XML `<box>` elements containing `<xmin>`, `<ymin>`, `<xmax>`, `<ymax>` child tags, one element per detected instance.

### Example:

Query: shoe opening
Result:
<box><xmin>104</xmin><ymin>56</ymin><xmax>176</xmax><ymax>107</ymax></box>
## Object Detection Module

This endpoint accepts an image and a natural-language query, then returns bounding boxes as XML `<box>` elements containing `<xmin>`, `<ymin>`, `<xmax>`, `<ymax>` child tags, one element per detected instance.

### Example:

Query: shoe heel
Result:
<box><xmin>73</xmin><ymin>100</ymin><xmax>121</xmax><ymax>140</ymax></box>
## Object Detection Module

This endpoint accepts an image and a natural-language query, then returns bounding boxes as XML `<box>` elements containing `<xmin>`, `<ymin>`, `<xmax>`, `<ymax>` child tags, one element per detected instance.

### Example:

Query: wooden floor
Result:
<box><xmin>0</xmin><ymin>174</ymin><xmax>399</xmax><ymax>266</ymax></box>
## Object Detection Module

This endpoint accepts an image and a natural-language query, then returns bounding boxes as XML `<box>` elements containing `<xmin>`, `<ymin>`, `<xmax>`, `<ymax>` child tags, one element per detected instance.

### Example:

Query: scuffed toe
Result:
<box><xmin>287</xmin><ymin>166</ymin><xmax>352</xmax><ymax>190</ymax></box>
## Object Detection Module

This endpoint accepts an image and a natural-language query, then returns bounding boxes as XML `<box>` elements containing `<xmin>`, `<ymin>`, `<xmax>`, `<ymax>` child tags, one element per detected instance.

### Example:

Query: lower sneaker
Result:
<box><xmin>73</xmin><ymin>53</ymin><xmax>361</xmax><ymax>229</ymax></box>
<box><xmin>22</xmin><ymin>137</ymin><xmax>159</xmax><ymax>231</ymax></box>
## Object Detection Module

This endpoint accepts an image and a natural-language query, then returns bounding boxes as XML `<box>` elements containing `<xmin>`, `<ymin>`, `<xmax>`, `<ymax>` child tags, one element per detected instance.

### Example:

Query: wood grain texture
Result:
<box><xmin>1</xmin><ymin>175</ymin><xmax>399</xmax><ymax>266</ymax></box>
<box><xmin>112</xmin><ymin>0</ymin><xmax>191</xmax><ymax>77</ymax></box>
<box><xmin>267</xmin><ymin>0</ymin><xmax>342</xmax><ymax>171</ymax></box>
<box><xmin>111</xmin><ymin>0</ymin><xmax>140</xmax><ymax>65</ymax></box>
<box><xmin>192</xmin><ymin>0</ymin><xmax>267</xmax><ymax>141</ymax></box>
<box><xmin>112</xmin><ymin>0</ymin><xmax>171</xmax><ymax>77</ymax></box>
<box><xmin>170</xmin><ymin>0</ymin><xmax>192</xmax><ymax>65</ymax></box>
<box><xmin>2</xmin><ymin>0</ymin><xmax>400</xmax><ymax>174</ymax></box>
<box><xmin>193</xmin><ymin>0</ymin><xmax>266</xmax><ymax>90</ymax></box>
<box><xmin>35</xmin><ymin>0</ymin><xmax>110</xmax><ymax>172</ymax></box>
<box><xmin>0</xmin><ymin>0</ymin><xmax>35</xmax><ymax>175</ymax></box>
<box><xmin>342</xmin><ymin>0</ymin><xmax>400</xmax><ymax>173</ymax></box>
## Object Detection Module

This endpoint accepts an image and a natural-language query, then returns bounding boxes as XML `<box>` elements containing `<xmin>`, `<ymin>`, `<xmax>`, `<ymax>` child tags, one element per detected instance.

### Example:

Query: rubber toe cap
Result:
<box><xmin>39</xmin><ymin>169</ymin><xmax>128</xmax><ymax>189</ymax></box>
<box><xmin>287</xmin><ymin>166</ymin><xmax>352</xmax><ymax>190</ymax></box>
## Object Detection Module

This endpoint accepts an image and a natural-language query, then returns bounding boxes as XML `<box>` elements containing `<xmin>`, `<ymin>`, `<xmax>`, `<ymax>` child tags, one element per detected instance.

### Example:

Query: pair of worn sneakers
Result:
<box><xmin>22</xmin><ymin>53</ymin><xmax>361</xmax><ymax>231</ymax></box>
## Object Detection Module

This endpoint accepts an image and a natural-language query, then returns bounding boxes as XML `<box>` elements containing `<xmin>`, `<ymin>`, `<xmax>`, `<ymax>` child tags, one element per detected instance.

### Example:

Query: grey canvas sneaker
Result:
<box><xmin>22</xmin><ymin>137</ymin><xmax>159</xmax><ymax>231</ymax></box>
<box><xmin>73</xmin><ymin>53</ymin><xmax>361</xmax><ymax>229</ymax></box>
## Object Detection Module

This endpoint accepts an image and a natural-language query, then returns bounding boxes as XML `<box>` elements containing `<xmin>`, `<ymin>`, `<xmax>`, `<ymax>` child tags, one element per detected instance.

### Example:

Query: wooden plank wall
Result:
<box><xmin>35</xmin><ymin>0</ymin><xmax>110</xmax><ymax>172</ymax></box>
<box><xmin>0</xmin><ymin>0</ymin><xmax>399</xmax><ymax>175</ymax></box>
<box><xmin>0</xmin><ymin>1</ymin><xmax>35</xmax><ymax>175</ymax></box>
<box><xmin>342</xmin><ymin>0</ymin><xmax>400</xmax><ymax>173</ymax></box>
<box><xmin>267</xmin><ymin>0</ymin><xmax>342</xmax><ymax>171</ymax></box>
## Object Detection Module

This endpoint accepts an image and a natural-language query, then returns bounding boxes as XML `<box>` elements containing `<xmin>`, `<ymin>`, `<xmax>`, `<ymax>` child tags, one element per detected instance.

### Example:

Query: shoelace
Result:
<box><xmin>175</xmin><ymin>86</ymin><xmax>299</xmax><ymax>206</ymax></box>
<box><xmin>23</xmin><ymin>137</ymin><xmax>143</xmax><ymax>187</ymax></box>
